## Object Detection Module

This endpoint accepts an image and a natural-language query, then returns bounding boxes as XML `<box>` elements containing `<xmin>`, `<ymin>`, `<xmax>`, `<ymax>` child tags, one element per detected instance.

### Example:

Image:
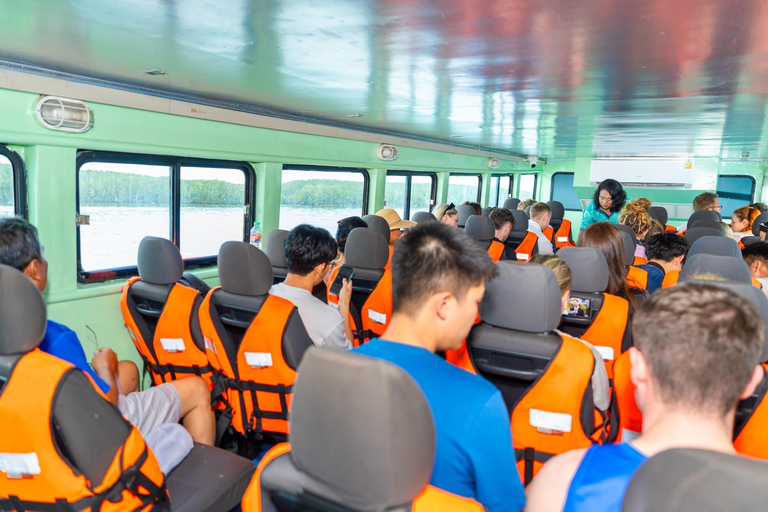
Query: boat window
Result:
<box><xmin>489</xmin><ymin>174</ymin><xmax>513</xmax><ymax>208</ymax></box>
<box><xmin>519</xmin><ymin>173</ymin><xmax>538</xmax><ymax>201</ymax></box>
<box><xmin>550</xmin><ymin>172</ymin><xmax>581</xmax><ymax>211</ymax></box>
<box><xmin>280</xmin><ymin>166</ymin><xmax>369</xmax><ymax>235</ymax></box>
<box><xmin>385</xmin><ymin>171</ymin><xmax>437</xmax><ymax>219</ymax></box>
<box><xmin>448</xmin><ymin>173</ymin><xmax>482</xmax><ymax>204</ymax></box>
<box><xmin>716</xmin><ymin>175</ymin><xmax>756</xmax><ymax>217</ymax></box>
<box><xmin>384</xmin><ymin>174</ymin><xmax>407</xmax><ymax>219</ymax></box>
<box><xmin>0</xmin><ymin>146</ymin><xmax>25</xmax><ymax>218</ymax></box>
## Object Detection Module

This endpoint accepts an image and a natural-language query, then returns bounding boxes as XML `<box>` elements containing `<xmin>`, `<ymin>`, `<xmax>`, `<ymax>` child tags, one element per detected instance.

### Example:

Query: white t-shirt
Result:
<box><xmin>270</xmin><ymin>283</ymin><xmax>352</xmax><ymax>350</ymax></box>
<box><xmin>528</xmin><ymin>219</ymin><xmax>554</xmax><ymax>255</ymax></box>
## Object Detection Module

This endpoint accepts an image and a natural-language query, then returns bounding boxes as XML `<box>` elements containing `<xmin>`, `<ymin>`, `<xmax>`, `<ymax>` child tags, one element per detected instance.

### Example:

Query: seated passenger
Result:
<box><xmin>577</xmin><ymin>222</ymin><xmax>638</xmax><ymax>313</ymax></box>
<box><xmin>433</xmin><ymin>203</ymin><xmax>459</xmax><ymax>227</ymax></box>
<box><xmin>354</xmin><ymin>222</ymin><xmax>525</xmax><ymax>512</ymax></box>
<box><xmin>271</xmin><ymin>224</ymin><xmax>353</xmax><ymax>349</ymax></box>
<box><xmin>677</xmin><ymin>192</ymin><xmax>721</xmax><ymax>233</ymax></box>
<box><xmin>750</xmin><ymin>202</ymin><xmax>768</xmax><ymax>214</ymax></box>
<box><xmin>530</xmin><ymin>254</ymin><xmax>610</xmax><ymax>412</ymax></box>
<box><xmin>489</xmin><ymin>207</ymin><xmax>515</xmax><ymax>260</ymax></box>
<box><xmin>527</xmin><ymin>202</ymin><xmax>554</xmax><ymax>255</ymax></box>
<box><xmin>376</xmin><ymin>207</ymin><xmax>417</xmax><ymax>244</ymax></box>
<box><xmin>526</xmin><ymin>283</ymin><xmax>764</xmax><ymax>512</ymax></box>
<box><xmin>518</xmin><ymin>198</ymin><xmax>535</xmax><ymax>211</ymax></box>
<box><xmin>742</xmin><ymin>242</ymin><xmax>768</xmax><ymax>297</ymax></box>
<box><xmin>0</xmin><ymin>217</ymin><xmax>214</xmax><ymax>446</ymax></box>
<box><xmin>619</xmin><ymin>200</ymin><xmax>653</xmax><ymax>261</ymax></box>
<box><xmin>731</xmin><ymin>206</ymin><xmax>761</xmax><ymax>242</ymax></box>
<box><xmin>462</xmin><ymin>201</ymin><xmax>482</xmax><ymax>216</ymax></box>
<box><xmin>636</xmin><ymin>232</ymin><xmax>689</xmax><ymax>293</ymax></box>
<box><xmin>334</xmin><ymin>215</ymin><xmax>367</xmax><ymax>268</ymax></box>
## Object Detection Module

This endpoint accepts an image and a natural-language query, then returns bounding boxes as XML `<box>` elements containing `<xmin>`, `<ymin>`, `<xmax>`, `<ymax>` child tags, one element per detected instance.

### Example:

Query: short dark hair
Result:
<box><xmin>742</xmin><ymin>242</ymin><xmax>768</xmax><ymax>268</ymax></box>
<box><xmin>530</xmin><ymin>202</ymin><xmax>551</xmax><ymax>219</ymax></box>
<box><xmin>592</xmin><ymin>179</ymin><xmax>627</xmax><ymax>214</ymax></box>
<box><xmin>693</xmin><ymin>192</ymin><xmax>718</xmax><ymax>211</ymax></box>
<box><xmin>489</xmin><ymin>208</ymin><xmax>515</xmax><ymax>231</ymax></box>
<box><xmin>645</xmin><ymin>232</ymin><xmax>689</xmax><ymax>262</ymax></box>
<box><xmin>633</xmin><ymin>283</ymin><xmax>763</xmax><ymax>415</ymax></box>
<box><xmin>0</xmin><ymin>217</ymin><xmax>43</xmax><ymax>271</ymax></box>
<box><xmin>336</xmin><ymin>216</ymin><xmax>367</xmax><ymax>254</ymax></box>
<box><xmin>750</xmin><ymin>203</ymin><xmax>768</xmax><ymax>214</ymax></box>
<box><xmin>390</xmin><ymin>222</ymin><xmax>498</xmax><ymax>313</ymax></box>
<box><xmin>284</xmin><ymin>224</ymin><xmax>338</xmax><ymax>276</ymax></box>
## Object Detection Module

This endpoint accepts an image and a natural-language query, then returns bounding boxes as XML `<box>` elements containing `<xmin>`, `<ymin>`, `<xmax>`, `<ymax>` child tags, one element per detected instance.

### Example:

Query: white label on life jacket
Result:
<box><xmin>368</xmin><ymin>309</ymin><xmax>387</xmax><ymax>325</ymax></box>
<box><xmin>594</xmin><ymin>346</ymin><xmax>615</xmax><ymax>361</ymax></box>
<box><xmin>0</xmin><ymin>452</ymin><xmax>41</xmax><ymax>478</ymax></box>
<box><xmin>557</xmin><ymin>237</ymin><xmax>569</xmax><ymax>243</ymax></box>
<box><xmin>245</xmin><ymin>352</ymin><xmax>273</xmax><ymax>369</ymax></box>
<box><xmin>517</xmin><ymin>253</ymin><xmax>530</xmax><ymax>262</ymax></box>
<box><xmin>203</xmin><ymin>336</ymin><xmax>216</xmax><ymax>354</ymax></box>
<box><xmin>160</xmin><ymin>338</ymin><xmax>186</xmax><ymax>353</ymax></box>
<box><xmin>529</xmin><ymin>409</ymin><xmax>572</xmax><ymax>434</ymax></box>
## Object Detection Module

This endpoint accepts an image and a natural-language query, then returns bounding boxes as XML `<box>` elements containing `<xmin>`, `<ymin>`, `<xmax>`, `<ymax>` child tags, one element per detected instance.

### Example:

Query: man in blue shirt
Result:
<box><xmin>526</xmin><ymin>283</ymin><xmax>765</xmax><ymax>512</ymax></box>
<box><xmin>354</xmin><ymin>222</ymin><xmax>525</xmax><ymax>512</ymax></box>
<box><xmin>635</xmin><ymin>232</ymin><xmax>689</xmax><ymax>293</ymax></box>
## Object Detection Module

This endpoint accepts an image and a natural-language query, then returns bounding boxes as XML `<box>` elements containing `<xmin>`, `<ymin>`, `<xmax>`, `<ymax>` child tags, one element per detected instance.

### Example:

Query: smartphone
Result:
<box><xmin>563</xmin><ymin>297</ymin><xmax>591</xmax><ymax>318</ymax></box>
<box><xmin>330</xmin><ymin>264</ymin><xmax>355</xmax><ymax>296</ymax></box>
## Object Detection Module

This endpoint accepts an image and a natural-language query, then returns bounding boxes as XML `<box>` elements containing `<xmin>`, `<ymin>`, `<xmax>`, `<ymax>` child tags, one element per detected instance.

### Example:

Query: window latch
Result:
<box><xmin>243</xmin><ymin>204</ymin><xmax>249</xmax><ymax>214</ymax></box>
<box><xmin>76</xmin><ymin>214</ymin><xmax>90</xmax><ymax>226</ymax></box>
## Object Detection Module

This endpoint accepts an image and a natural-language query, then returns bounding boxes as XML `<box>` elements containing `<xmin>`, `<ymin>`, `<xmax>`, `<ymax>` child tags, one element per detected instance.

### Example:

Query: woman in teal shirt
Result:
<box><xmin>580</xmin><ymin>179</ymin><xmax>629</xmax><ymax>230</ymax></box>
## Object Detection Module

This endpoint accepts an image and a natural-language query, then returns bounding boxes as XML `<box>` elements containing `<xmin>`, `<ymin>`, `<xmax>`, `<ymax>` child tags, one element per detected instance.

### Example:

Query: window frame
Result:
<box><xmin>490</xmin><ymin>173</ymin><xmax>514</xmax><ymax>207</ymax></box>
<box><xmin>716</xmin><ymin>174</ymin><xmax>757</xmax><ymax>217</ymax></box>
<box><xmin>76</xmin><ymin>150</ymin><xmax>255</xmax><ymax>283</ymax></box>
<box><xmin>0</xmin><ymin>145</ymin><xmax>27</xmax><ymax>218</ymax></box>
<box><xmin>549</xmin><ymin>172</ymin><xmax>581</xmax><ymax>211</ymax></box>
<box><xmin>385</xmin><ymin>170</ymin><xmax>438</xmax><ymax>219</ymax></box>
<box><xmin>448</xmin><ymin>172</ymin><xmax>483</xmax><ymax>203</ymax></box>
<box><xmin>518</xmin><ymin>172</ymin><xmax>538</xmax><ymax>201</ymax></box>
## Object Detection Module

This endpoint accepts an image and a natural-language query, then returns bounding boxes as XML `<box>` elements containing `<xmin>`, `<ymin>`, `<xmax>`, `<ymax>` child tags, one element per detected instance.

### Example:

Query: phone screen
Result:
<box><xmin>330</xmin><ymin>264</ymin><xmax>355</xmax><ymax>296</ymax></box>
<box><xmin>563</xmin><ymin>297</ymin><xmax>591</xmax><ymax>318</ymax></box>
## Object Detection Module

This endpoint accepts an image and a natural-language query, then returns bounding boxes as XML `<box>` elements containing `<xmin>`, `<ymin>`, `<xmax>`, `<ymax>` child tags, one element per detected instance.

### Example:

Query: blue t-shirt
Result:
<box><xmin>39</xmin><ymin>320</ymin><xmax>111</xmax><ymax>394</ymax></box>
<box><xmin>563</xmin><ymin>443</ymin><xmax>648</xmax><ymax>512</ymax></box>
<box><xmin>354</xmin><ymin>339</ymin><xmax>525</xmax><ymax>512</ymax></box>
<box><xmin>636</xmin><ymin>263</ymin><xmax>665</xmax><ymax>294</ymax></box>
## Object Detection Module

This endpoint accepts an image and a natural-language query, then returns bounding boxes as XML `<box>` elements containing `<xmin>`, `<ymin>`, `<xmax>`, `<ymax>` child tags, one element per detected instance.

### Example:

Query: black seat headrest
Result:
<box><xmin>362</xmin><ymin>215</ymin><xmax>391</xmax><ymax>242</ymax></box>
<box><xmin>289</xmin><ymin>348</ymin><xmax>435</xmax><ymax>510</ymax></box>
<box><xmin>410</xmin><ymin>211</ymin><xmax>436</xmax><ymax>224</ymax></box>
<box><xmin>263</xmin><ymin>229</ymin><xmax>289</xmax><ymax>270</ymax></box>
<box><xmin>558</xmin><ymin>247</ymin><xmax>610</xmax><ymax>293</ymax></box>
<box><xmin>481</xmin><ymin>207</ymin><xmax>493</xmax><ymax>218</ymax></box>
<box><xmin>547</xmin><ymin>201</ymin><xmax>565</xmax><ymax>220</ymax></box>
<box><xmin>455</xmin><ymin>205</ymin><xmax>476</xmax><ymax>228</ymax></box>
<box><xmin>464</xmin><ymin>215</ymin><xmax>495</xmax><ymax>243</ymax></box>
<box><xmin>480</xmin><ymin>261</ymin><xmax>563</xmax><ymax>333</ymax></box>
<box><xmin>688</xmin><ymin>236</ymin><xmax>741</xmax><ymax>259</ymax></box>
<box><xmin>680</xmin><ymin>254</ymin><xmax>752</xmax><ymax>285</ymax></box>
<box><xmin>684</xmin><ymin>226</ymin><xmax>725</xmax><ymax>245</ymax></box>
<box><xmin>510</xmin><ymin>210</ymin><xmax>529</xmax><ymax>232</ymax></box>
<box><xmin>689</xmin><ymin>220</ymin><xmax>726</xmax><ymax>233</ymax></box>
<box><xmin>345</xmin><ymin>228</ymin><xmax>389</xmax><ymax>270</ymax></box>
<box><xmin>742</xmin><ymin>236</ymin><xmax>761</xmax><ymax>247</ymax></box>
<box><xmin>616</xmin><ymin>224</ymin><xmax>638</xmax><ymax>245</ymax></box>
<box><xmin>751</xmin><ymin>213</ymin><xmax>768</xmax><ymax>236</ymax></box>
<box><xmin>688</xmin><ymin>210</ymin><xmax>722</xmax><ymax>225</ymax></box>
<box><xmin>649</xmin><ymin>206</ymin><xmax>668</xmax><ymax>226</ymax></box>
<box><xmin>503</xmin><ymin>198</ymin><xmax>520</xmax><ymax>210</ymax></box>
<box><xmin>619</xmin><ymin>230</ymin><xmax>636</xmax><ymax>266</ymax></box>
<box><xmin>217</xmin><ymin>242</ymin><xmax>273</xmax><ymax>296</ymax></box>
<box><xmin>622</xmin><ymin>448</ymin><xmax>768</xmax><ymax>512</ymax></box>
<box><xmin>137</xmin><ymin>236</ymin><xmax>183</xmax><ymax>285</ymax></box>
<box><xmin>0</xmin><ymin>264</ymin><xmax>47</xmax><ymax>356</ymax></box>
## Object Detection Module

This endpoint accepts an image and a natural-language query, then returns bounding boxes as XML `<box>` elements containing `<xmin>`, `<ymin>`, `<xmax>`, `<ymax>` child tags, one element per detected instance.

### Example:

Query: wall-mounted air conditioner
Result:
<box><xmin>590</xmin><ymin>159</ymin><xmax>693</xmax><ymax>188</ymax></box>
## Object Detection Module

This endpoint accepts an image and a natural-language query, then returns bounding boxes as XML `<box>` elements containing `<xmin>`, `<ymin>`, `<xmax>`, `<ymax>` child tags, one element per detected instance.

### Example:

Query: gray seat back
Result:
<box><xmin>464</xmin><ymin>215</ymin><xmax>495</xmax><ymax>250</ymax></box>
<box><xmin>684</xmin><ymin>226</ymin><xmax>724</xmax><ymax>246</ymax></box>
<box><xmin>688</xmin><ymin>236</ymin><xmax>741</xmax><ymax>259</ymax></box>
<box><xmin>410</xmin><ymin>211</ymin><xmax>436</xmax><ymax>224</ymax></box>
<box><xmin>751</xmin><ymin>212</ymin><xmax>768</xmax><ymax>236</ymax></box>
<box><xmin>264</xmin><ymin>229</ymin><xmax>289</xmax><ymax>280</ymax></box>
<box><xmin>481</xmin><ymin>207</ymin><xmax>493</xmax><ymax>218</ymax></box>
<box><xmin>456</xmin><ymin>205</ymin><xmax>476</xmax><ymax>228</ymax></box>
<box><xmin>258</xmin><ymin>348</ymin><xmax>435</xmax><ymax>512</ymax></box>
<box><xmin>0</xmin><ymin>264</ymin><xmax>47</xmax><ymax>379</ymax></box>
<box><xmin>680</xmin><ymin>254</ymin><xmax>752</xmax><ymax>285</ymax></box>
<box><xmin>547</xmin><ymin>201</ymin><xmax>565</xmax><ymax>231</ymax></box>
<box><xmin>503</xmin><ymin>198</ymin><xmax>521</xmax><ymax>210</ymax></box>
<box><xmin>505</xmin><ymin>210</ymin><xmax>531</xmax><ymax>252</ymax></box>
<box><xmin>622</xmin><ymin>448</ymin><xmax>768</xmax><ymax>512</ymax></box>
<box><xmin>649</xmin><ymin>206</ymin><xmax>668</xmax><ymax>226</ymax></box>
<box><xmin>689</xmin><ymin>219</ymin><xmax>726</xmax><ymax>233</ymax></box>
<box><xmin>619</xmin><ymin>230</ymin><xmax>636</xmax><ymax>266</ymax></box>
<box><xmin>363</xmin><ymin>215</ymin><xmax>391</xmax><ymax>242</ymax></box>
<box><xmin>688</xmin><ymin>210</ymin><xmax>722</xmax><ymax>225</ymax></box>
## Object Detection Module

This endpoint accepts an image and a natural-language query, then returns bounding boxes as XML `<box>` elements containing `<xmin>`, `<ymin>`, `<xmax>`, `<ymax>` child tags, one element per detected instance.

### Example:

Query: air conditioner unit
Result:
<box><xmin>590</xmin><ymin>159</ymin><xmax>693</xmax><ymax>188</ymax></box>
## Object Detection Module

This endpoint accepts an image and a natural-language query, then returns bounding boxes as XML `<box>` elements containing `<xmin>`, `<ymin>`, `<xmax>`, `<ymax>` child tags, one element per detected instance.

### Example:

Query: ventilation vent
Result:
<box><xmin>35</xmin><ymin>96</ymin><xmax>93</xmax><ymax>133</ymax></box>
<box><xmin>377</xmin><ymin>144</ymin><xmax>399</xmax><ymax>161</ymax></box>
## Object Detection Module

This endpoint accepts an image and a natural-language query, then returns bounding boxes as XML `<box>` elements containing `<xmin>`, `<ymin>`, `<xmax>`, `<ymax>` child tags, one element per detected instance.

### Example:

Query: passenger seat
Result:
<box><xmin>411</xmin><ymin>211</ymin><xmax>436</xmax><ymax>223</ymax></box>
<box><xmin>456</xmin><ymin>204</ymin><xmax>476</xmax><ymax>229</ymax></box>
<box><xmin>504</xmin><ymin>197</ymin><xmax>521</xmax><ymax>210</ymax></box>
<box><xmin>547</xmin><ymin>200</ymin><xmax>575</xmax><ymax>249</ymax></box>
<box><xmin>465</xmin><ymin>215</ymin><xmax>505</xmax><ymax>262</ymax></box>
<box><xmin>505</xmin><ymin>210</ymin><xmax>538</xmax><ymax>262</ymax></box>
<box><xmin>649</xmin><ymin>205</ymin><xmax>675</xmax><ymax>232</ymax></box>
<box><xmin>241</xmin><ymin>348</ymin><xmax>483</xmax><ymax>511</ymax></box>
<box><xmin>263</xmin><ymin>228</ymin><xmax>327</xmax><ymax>302</ymax></box>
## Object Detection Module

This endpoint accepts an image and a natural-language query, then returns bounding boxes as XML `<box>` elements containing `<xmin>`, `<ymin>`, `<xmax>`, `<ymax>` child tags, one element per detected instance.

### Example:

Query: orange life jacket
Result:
<box><xmin>359</xmin><ymin>266</ymin><xmax>393</xmax><ymax>342</ymax></box>
<box><xmin>488</xmin><ymin>240</ymin><xmax>505</xmax><ymax>262</ymax></box>
<box><xmin>733</xmin><ymin>365</ymin><xmax>768</xmax><ymax>459</ymax></box>
<box><xmin>665</xmin><ymin>225</ymin><xmax>678</xmax><ymax>233</ymax></box>
<box><xmin>0</xmin><ymin>349</ymin><xmax>168</xmax><ymax>511</ymax></box>
<box><xmin>752</xmin><ymin>278</ymin><xmax>763</xmax><ymax>290</ymax></box>
<box><xmin>662</xmin><ymin>269</ymin><xmax>680</xmax><ymax>288</ymax></box>
<box><xmin>543</xmin><ymin>226</ymin><xmax>554</xmax><ymax>242</ymax></box>
<box><xmin>627</xmin><ymin>266</ymin><xmax>649</xmax><ymax>291</ymax></box>
<box><xmin>633</xmin><ymin>256</ymin><xmax>648</xmax><ymax>266</ymax></box>
<box><xmin>512</xmin><ymin>334</ymin><xmax>602</xmax><ymax>485</ymax></box>
<box><xmin>445</xmin><ymin>341</ymin><xmax>477</xmax><ymax>375</ymax></box>
<box><xmin>199</xmin><ymin>289</ymin><xmax>298</xmax><ymax>437</ymax></box>
<box><xmin>579</xmin><ymin>293</ymin><xmax>630</xmax><ymax>379</ymax></box>
<box><xmin>326</xmin><ymin>266</ymin><xmax>361</xmax><ymax>347</ymax></box>
<box><xmin>241</xmin><ymin>443</ymin><xmax>483</xmax><ymax>512</ymax></box>
<box><xmin>554</xmin><ymin>219</ymin><xmax>575</xmax><ymax>249</ymax></box>
<box><xmin>120</xmin><ymin>276</ymin><xmax>213</xmax><ymax>388</ymax></box>
<box><xmin>515</xmin><ymin>232</ymin><xmax>538</xmax><ymax>262</ymax></box>
<box><xmin>613</xmin><ymin>350</ymin><xmax>643</xmax><ymax>442</ymax></box>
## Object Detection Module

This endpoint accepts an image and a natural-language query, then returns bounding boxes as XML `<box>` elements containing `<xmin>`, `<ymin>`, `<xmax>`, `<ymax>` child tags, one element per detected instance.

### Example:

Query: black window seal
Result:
<box><xmin>76</xmin><ymin>150</ymin><xmax>255</xmax><ymax>284</ymax></box>
<box><xmin>519</xmin><ymin>172</ymin><xmax>538</xmax><ymax>201</ymax></box>
<box><xmin>386</xmin><ymin>170</ymin><xmax>438</xmax><ymax>219</ymax></box>
<box><xmin>281</xmin><ymin>164</ymin><xmax>370</xmax><ymax>216</ymax></box>
<box><xmin>490</xmin><ymin>173</ymin><xmax>514</xmax><ymax>207</ymax></box>
<box><xmin>550</xmin><ymin>172</ymin><xmax>581</xmax><ymax>212</ymax></box>
<box><xmin>449</xmin><ymin>172</ymin><xmax>483</xmax><ymax>203</ymax></box>
<box><xmin>0</xmin><ymin>145</ymin><xmax>27</xmax><ymax>219</ymax></box>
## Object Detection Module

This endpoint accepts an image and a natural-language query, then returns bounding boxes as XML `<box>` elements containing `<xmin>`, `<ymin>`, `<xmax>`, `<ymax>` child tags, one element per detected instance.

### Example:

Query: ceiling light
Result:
<box><xmin>346</xmin><ymin>113</ymin><xmax>363</xmax><ymax>118</ymax></box>
<box><xmin>35</xmin><ymin>96</ymin><xmax>93</xmax><ymax>133</ymax></box>
<box><xmin>144</xmin><ymin>68</ymin><xmax>169</xmax><ymax>76</ymax></box>
<box><xmin>488</xmin><ymin>158</ymin><xmax>501</xmax><ymax>169</ymax></box>
<box><xmin>742</xmin><ymin>152</ymin><xmax>751</xmax><ymax>158</ymax></box>
<box><xmin>377</xmin><ymin>144</ymin><xmax>399</xmax><ymax>161</ymax></box>
<box><xmin>450</xmin><ymin>134</ymin><xmax>463</xmax><ymax>138</ymax></box>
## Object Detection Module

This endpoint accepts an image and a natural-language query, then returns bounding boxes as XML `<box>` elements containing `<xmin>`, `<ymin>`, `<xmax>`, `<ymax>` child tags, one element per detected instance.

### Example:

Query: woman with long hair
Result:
<box><xmin>580</xmin><ymin>179</ymin><xmax>629</xmax><ymax>231</ymax></box>
<box><xmin>731</xmin><ymin>206</ymin><xmax>760</xmax><ymax>241</ymax></box>
<box><xmin>619</xmin><ymin>199</ymin><xmax>653</xmax><ymax>260</ymax></box>
<box><xmin>433</xmin><ymin>203</ymin><xmax>459</xmax><ymax>227</ymax></box>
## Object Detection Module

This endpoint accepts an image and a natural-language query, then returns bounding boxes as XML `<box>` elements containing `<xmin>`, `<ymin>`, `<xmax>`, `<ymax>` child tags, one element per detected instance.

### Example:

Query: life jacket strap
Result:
<box><xmin>514</xmin><ymin>448</ymin><xmax>555</xmax><ymax>486</ymax></box>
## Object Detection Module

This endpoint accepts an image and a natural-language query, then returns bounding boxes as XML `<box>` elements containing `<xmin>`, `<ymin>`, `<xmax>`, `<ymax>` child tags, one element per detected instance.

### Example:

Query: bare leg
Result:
<box><xmin>117</xmin><ymin>360</ymin><xmax>140</xmax><ymax>394</ymax></box>
<box><xmin>169</xmin><ymin>377</ymin><xmax>215</xmax><ymax>445</ymax></box>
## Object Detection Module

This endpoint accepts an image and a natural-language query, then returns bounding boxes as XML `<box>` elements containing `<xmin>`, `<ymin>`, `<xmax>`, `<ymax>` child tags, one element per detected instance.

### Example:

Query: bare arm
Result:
<box><xmin>525</xmin><ymin>449</ymin><xmax>586</xmax><ymax>512</ymax></box>
<box><xmin>337</xmin><ymin>278</ymin><xmax>355</xmax><ymax>346</ymax></box>
<box><xmin>91</xmin><ymin>348</ymin><xmax>119</xmax><ymax>404</ymax></box>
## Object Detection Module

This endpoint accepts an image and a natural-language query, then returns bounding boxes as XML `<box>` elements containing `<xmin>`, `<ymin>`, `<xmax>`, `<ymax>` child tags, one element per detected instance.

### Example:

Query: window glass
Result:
<box><xmin>519</xmin><ymin>174</ymin><xmax>537</xmax><ymax>201</ymax></box>
<box><xmin>0</xmin><ymin>154</ymin><xmax>12</xmax><ymax>218</ymax></box>
<box><xmin>716</xmin><ymin>175</ymin><xmax>756</xmax><ymax>217</ymax></box>
<box><xmin>448</xmin><ymin>174</ymin><xmax>481</xmax><ymax>204</ymax></box>
<box><xmin>280</xmin><ymin>169</ymin><xmax>367</xmax><ymax>235</ymax></box>
<box><xmin>180</xmin><ymin>167</ymin><xmax>246</xmax><ymax>259</ymax></box>
<box><xmin>550</xmin><ymin>173</ymin><xmax>581</xmax><ymax>211</ymax></box>
<box><xmin>79</xmin><ymin>162</ymin><xmax>171</xmax><ymax>271</ymax></box>
<box><xmin>489</xmin><ymin>176</ymin><xmax>499</xmax><ymax>207</ymax></box>
<box><xmin>384</xmin><ymin>175</ymin><xmax>407</xmax><ymax>219</ymax></box>
<box><xmin>409</xmin><ymin>175</ymin><xmax>435</xmax><ymax>216</ymax></box>
<box><xmin>489</xmin><ymin>174</ymin><xmax>512</xmax><ymax>207</ymax></box>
